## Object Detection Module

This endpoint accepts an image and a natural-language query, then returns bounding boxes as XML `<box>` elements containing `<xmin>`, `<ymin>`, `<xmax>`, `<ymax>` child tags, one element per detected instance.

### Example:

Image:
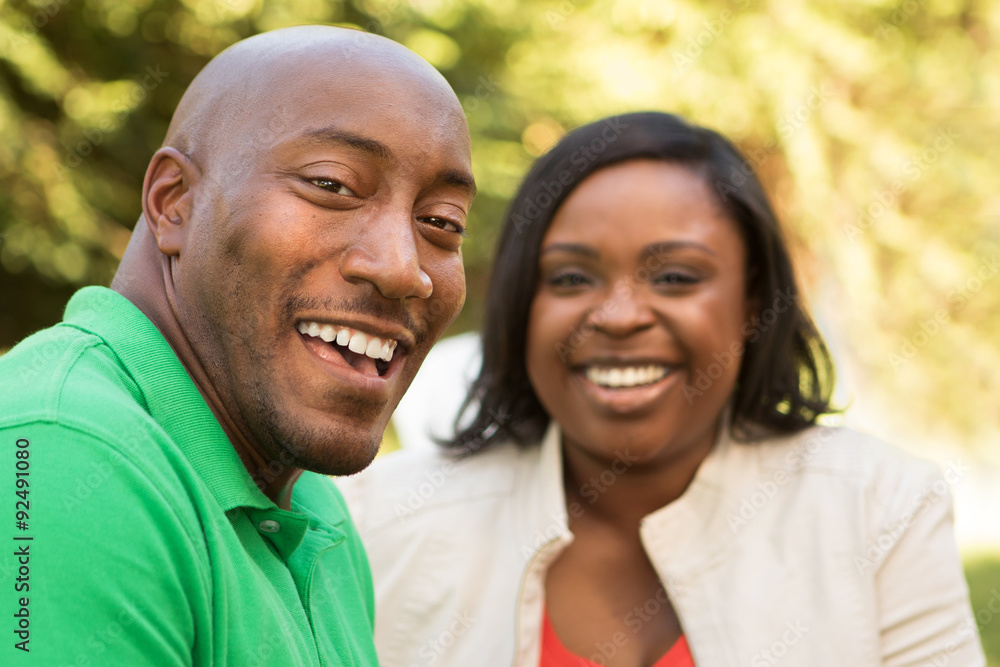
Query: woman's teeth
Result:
<box><xmin>297</xmin><ymin>321</ymin><xmax>397</xmax><ymax>362</ymax></box>
<box><xmin>585</xmin><ymin>365</ymin><xmax>669</xmax><ymax>388</ymax></box>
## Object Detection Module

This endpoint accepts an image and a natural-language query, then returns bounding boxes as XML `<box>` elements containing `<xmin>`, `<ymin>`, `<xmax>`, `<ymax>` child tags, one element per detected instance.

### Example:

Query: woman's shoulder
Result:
<box><xmin>751</xmin><ymin>424</ymin><xmax>939</xmax><ymax>474</ymax></box>
<box><xmin>335</xmin><ymin>440</ymin><xmax>540</xmax><ymax>535</ymax></box>
<box><xmin>742</xmin><ymin>424</ymin><xmax>950</xmax><ymax>508</ymax></box>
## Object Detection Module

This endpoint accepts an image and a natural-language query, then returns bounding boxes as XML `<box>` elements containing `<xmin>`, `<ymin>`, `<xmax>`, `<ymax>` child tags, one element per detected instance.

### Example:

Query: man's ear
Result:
<box><xmin>142</xmin><ymin>147</ymin><xmax>201</xmax><ymax>257</ymax></box>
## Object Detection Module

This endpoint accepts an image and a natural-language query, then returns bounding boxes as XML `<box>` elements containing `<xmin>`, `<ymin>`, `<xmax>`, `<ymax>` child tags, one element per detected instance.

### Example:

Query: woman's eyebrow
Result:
<box><xmin>643</xmin><ymin>240</ymin><xmax>716</xmax><ymax>258</ymax></box>
<box><xmin>540</xmin><ymin>243</ymin><xmax>599</xmax><ymax>257</ymax></box>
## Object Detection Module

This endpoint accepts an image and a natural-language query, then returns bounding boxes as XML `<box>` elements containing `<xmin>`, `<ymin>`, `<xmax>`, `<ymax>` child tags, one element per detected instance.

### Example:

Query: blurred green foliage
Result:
<box><xmin>965</xmin><ymin>553</ymin><xmax>1000</xmax><ymax>665</ymax></box>
<box><xmin>1</xmin><ymin>0</ymin><xmax>998</xmax><ymax>450</ymax></box>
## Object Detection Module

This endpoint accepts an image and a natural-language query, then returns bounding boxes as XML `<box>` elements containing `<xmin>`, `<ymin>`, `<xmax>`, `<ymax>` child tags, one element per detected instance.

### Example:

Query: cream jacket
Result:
<box><xmin>337</xmin><ymin>424</ymin><xmax>984</xmax><ymax>667</ymax></box>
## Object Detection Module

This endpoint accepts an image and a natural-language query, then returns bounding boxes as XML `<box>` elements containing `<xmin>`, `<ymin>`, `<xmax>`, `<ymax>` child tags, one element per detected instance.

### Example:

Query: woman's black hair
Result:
<box><xmin>448</xmin><ymin>111</ymin><xmax>835</xmax><ymax>452</ymax></box>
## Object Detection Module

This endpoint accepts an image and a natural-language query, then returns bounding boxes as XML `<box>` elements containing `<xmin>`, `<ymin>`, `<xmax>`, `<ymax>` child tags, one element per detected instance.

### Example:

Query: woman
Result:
<box><xmin>337</xmin><ymin>113</ymin><xmax>983</xmax><ymax>666</ymax></box>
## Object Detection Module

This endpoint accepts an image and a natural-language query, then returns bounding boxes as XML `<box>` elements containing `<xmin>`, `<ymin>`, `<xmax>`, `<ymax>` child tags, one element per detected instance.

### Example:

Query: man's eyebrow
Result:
<box><xmin>442</xmin><ymin>170</ymin><xmax>477</xmax><ymax>198</ymax></box>
<box><xmin>300</xmin><ymin>127</ymin><xmax>476</xmax><ymax>198</ymax></box>
<box><xmin>302</xmin><ymin>127</ymin><xmax>393</xmax><ymax>161</ymax></box>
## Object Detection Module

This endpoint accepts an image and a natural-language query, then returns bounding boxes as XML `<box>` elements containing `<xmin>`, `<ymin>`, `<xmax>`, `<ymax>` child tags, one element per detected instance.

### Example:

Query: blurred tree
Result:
<box><xmin>1</xmin><ymin>0</ymin><xmax>998</xmax><ymax>450</ymax></box>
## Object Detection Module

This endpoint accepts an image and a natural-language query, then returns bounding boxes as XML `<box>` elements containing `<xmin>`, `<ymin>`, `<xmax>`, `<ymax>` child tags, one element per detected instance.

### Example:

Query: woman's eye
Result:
<box><xmin>422</xmin><ymin>217</ymin><xmax>466</xmax><ymax>235</ymax></box>
<box><xmin>655</xmin><ymin>272</ymin><xmax>698</xmax><ymax>286</ymax></box>
<box><xmin>549</xmin><ymin>272</ymin><xmax>591</xmax><ymax>288</ymax></box>
<box><xmin>309</xmin><ymin>178</ymin><xmax>356</xmax><ymax>197</ymax></box>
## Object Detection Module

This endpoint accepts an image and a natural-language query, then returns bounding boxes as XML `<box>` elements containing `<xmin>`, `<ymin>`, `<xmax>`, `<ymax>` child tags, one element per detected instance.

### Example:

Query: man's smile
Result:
<box><xmin>298</xmin><ymin>320</ymin><xmax>398</xmax><ymax>361</ymax></box>
<box><xmin>296</xmin><ymin>319</ymin><xmax>409</xmax><ymax>378</ymax></box>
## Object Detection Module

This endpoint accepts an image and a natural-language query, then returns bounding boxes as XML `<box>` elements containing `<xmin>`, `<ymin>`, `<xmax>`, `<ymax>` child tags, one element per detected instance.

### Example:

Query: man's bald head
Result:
<box><xmin>164</xmin><ymin>26</ymin><xmax>467</xmax><ymax>183</ymax></box>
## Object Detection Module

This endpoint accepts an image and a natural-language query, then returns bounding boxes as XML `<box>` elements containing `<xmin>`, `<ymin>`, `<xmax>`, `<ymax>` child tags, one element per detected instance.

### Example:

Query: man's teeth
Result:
<box><xmin>584</xmin><ymin>365</ymin><xmax>669</xmax><ymax>388</ymax></box>
<box><xmin>348</xmin><ymin>332</ymin><xmax>367</xmax><ymax>354</ymax></box>
<box><xmin>297</xmin><ymin>321</ymin><xmax>397</xmax><ymax>362</ymax></box>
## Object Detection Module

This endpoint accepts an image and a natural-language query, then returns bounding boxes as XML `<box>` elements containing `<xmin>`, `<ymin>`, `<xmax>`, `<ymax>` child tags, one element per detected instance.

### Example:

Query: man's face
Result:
<box><xmin>173</xmin><ymin>62</ymin><xmax>474</xmax><ymax>476</ymax></box>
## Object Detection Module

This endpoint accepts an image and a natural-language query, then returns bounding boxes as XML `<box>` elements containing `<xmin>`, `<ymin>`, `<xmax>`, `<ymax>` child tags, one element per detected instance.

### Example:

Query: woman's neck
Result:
<box><xmin>559</xmin><ymin>424</ymin><xmax>718</xmax><ymax>529</ymax></box>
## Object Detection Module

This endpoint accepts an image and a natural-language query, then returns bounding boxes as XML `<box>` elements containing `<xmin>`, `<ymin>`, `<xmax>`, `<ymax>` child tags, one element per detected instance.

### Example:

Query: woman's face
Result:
<box><xmin>526</xmin><ymin>159</ymin><xmax>752</xmax><ymax>468</ymax></box>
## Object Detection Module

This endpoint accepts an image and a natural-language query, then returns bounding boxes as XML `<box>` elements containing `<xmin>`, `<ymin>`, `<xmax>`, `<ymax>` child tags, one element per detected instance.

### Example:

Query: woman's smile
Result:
<box><xmin>572</xmin><ymin>362</ymin><xmax>683</xmax><ymax>415</ymax></box>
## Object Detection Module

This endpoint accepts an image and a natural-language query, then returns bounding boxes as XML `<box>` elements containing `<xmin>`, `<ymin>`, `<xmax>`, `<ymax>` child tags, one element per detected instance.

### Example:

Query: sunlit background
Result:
<box><xmin>1</xmin><ymin>0</ymin><xmax>998</xmax><ymax>658</ymax></box>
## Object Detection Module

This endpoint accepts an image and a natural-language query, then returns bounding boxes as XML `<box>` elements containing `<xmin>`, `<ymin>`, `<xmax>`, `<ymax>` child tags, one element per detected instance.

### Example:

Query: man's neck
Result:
<box><xmin>111</xmin><ymin>223</ymin><xmax>301</xmax><ymax>508</ymax></box>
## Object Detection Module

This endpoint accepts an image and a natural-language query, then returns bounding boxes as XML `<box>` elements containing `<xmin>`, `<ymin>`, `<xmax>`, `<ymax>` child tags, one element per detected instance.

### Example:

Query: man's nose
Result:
<box><xmin>339</xmin><ymin>213</ymin><xmax>433</xmax><ymax>300</ymax></box>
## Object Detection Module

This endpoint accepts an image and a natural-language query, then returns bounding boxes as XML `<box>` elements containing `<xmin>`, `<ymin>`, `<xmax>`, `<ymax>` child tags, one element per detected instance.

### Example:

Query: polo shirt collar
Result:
<box><xmin>62</xmin><ymin>287</ymin><xmax>280</xmax><ymax>516</ymax></box>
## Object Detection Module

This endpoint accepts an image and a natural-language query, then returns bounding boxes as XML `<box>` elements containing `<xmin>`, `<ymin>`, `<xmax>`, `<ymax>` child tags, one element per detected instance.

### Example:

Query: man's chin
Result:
<box><xmin>301</xmin><ymin>445</ymin><xmax>381</xmax><ymax>477</ymax></box>
<box><xmin>250</xmin><ymin>389</ymin><xmax>392</xmax><ymax>478</ymax></box>
<box><xmin>277</xmin><ymin>426</ymin><xmax>384</xmax><ymax>478</ymax></box>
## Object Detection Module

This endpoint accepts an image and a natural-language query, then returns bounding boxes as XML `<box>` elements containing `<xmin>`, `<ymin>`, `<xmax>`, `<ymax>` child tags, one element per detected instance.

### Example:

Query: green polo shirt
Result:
<box><xmin>0</xmin><ymin>287</ymin><xmax>378</xmax><ymax>666</ymax></box>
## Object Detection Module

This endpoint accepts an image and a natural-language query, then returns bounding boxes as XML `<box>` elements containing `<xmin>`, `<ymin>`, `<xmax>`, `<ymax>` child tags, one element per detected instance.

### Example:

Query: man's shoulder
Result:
<box><xmin>0</xmin><ymin>328</ymin><xmax>213</xmax><ymax>588</ymax></box>
<box><xmin>1</xmin><ymin>321</ymin><xmax>147</xmax><ymax>427</ymax></box>
<box><xmin>0</xmin><ymin>321</ymin><xmax>192</xmax><ymax>488</ymax></box>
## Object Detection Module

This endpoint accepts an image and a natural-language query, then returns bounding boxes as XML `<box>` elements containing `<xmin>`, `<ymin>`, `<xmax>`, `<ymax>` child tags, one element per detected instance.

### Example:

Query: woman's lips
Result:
<box><xmin>583</xmin><ymin>364</ymin><xmax>671</xmax><ymax>388</ymax></box>
<box><xmin>572</xmin><ymin>365</ymin><xmax>683</xmax><ymax>415</ymax></box>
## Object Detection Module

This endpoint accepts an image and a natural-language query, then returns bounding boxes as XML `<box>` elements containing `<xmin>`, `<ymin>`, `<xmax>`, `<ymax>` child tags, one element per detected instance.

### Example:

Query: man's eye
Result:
<box><xmin>309</xmin><ymin>178</ymin><xmax>356</xmax><ymax>197</ymax></box>
<box><xmin>422</xmin><ymin>217</ymin><xmax>466</xmax><ymax>235</ymax></box>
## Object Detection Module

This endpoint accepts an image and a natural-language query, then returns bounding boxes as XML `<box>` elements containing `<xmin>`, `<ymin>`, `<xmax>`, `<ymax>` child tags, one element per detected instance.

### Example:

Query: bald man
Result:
<box><xmin>0</xmin><ymin>26</ymin><xmax>474</xmax><ymax>665</ymax></box>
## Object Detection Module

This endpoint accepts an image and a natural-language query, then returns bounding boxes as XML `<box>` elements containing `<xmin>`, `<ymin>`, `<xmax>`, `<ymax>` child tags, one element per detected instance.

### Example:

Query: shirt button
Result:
<box><xmin>259</xmin><ymin>519</ymin><xmax>281</xmax><ymax>533</ymax></box>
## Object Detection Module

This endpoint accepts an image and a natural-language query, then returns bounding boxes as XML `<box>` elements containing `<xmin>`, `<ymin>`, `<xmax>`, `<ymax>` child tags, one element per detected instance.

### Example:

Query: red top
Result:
<box><xmin>540</xmin><ymin>607</ymin><xmax>695</xmax><ymax>667</ymax></box>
